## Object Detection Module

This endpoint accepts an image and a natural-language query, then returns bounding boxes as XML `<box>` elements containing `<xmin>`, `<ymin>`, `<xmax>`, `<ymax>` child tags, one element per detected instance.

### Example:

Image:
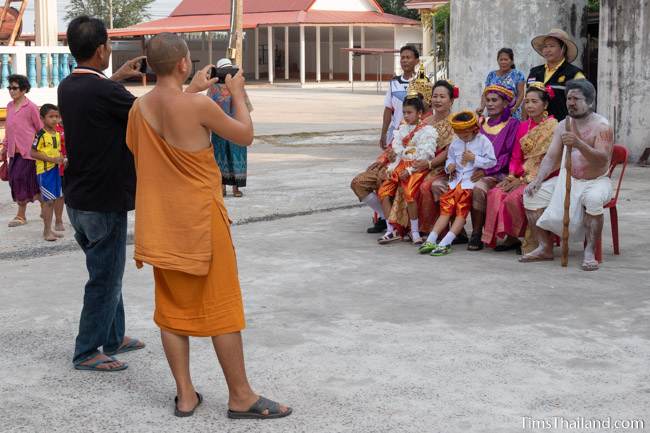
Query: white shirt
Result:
<box><xmin>383</xmin><ymin>74</ymin><xmax>415</xmax><ymax>143</ymax></box>
<box><xmin>446</xmin><ymin>133</ymin><xmax>497</xmax><ymax>189</ymax></box>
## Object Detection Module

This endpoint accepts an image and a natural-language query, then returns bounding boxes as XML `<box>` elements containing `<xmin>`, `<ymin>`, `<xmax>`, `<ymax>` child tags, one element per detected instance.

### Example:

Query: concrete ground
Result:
<box><xmin>1</xmin><ymin>88</ymin><xmax>649</xmax><ymax>433</ymax></box>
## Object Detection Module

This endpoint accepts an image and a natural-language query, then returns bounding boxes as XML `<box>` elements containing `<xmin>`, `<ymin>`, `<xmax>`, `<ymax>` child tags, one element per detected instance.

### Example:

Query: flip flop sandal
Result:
<box><xmin>467</xmin><ymin>233</ymin><xmax>484</xmax><ymax>251</ymax></box>
<box><xmin>411</xmin><ymin>235</ymin><xmax>424</xmax><ymax>245</ymax></box>
<box><xmin>174</xmin><ymin>392</ymin><xmax>203</xmax><ymax>417</ymax></box>
<box><xmin>233</xmin><ymin>190</ymin><xmax>244</xmax><ymax>198</ymax></box>
<box><xmin>7</xmin><ymin>216</ymin><xmax>26</xmax><ymax>227</ymax></box>
<box><xmin>104</xmin><ymin>338</ymin><xmax>145</xmax><ymax>356</ymax></box>
<box><xmin>74</xmin><ymin>356</ymin><xmax>128</xmax><ymax>372</ymax></box>
<box><xmin>518</xmin><ymin>255</ymin><xmax>554</xmax><ymax>263</ymax></box>
<box><xmin>227</xmin><ymin>396</ymin><xmax>292</xmax><ymax>420</ymax></box>
<box><xmin>377</xmin><ymin>232</ymin><xmax>402</xmax><ymax>244</ymax></box>
<box><xmin>581</xmin><ymin>260</ymin><xmax>600</xmax><ymax>271</ymax></box>
<box><xmin>494</xmin><ymin>241</ymin><xmax>522</xmax><ymax>252</ymax></box>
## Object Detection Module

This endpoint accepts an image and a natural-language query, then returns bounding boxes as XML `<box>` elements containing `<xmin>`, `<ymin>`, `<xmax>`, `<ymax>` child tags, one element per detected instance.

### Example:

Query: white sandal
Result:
<box><xmin>377</xmin><ymin>232</ymin><xmax>402</xmax><ymax>244</ymax></box>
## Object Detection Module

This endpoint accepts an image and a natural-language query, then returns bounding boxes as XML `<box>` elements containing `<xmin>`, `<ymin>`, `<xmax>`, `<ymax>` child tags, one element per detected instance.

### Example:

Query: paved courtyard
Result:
<box><xmin>1</xmin><ymin>88</ymin><xmax>649</xmax><ymax>432</ymax></box>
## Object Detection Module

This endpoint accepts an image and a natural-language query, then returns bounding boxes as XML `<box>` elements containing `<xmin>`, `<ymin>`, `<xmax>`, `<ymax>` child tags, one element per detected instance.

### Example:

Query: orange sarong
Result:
<box><xmin>377</xmin><ymin>161</ymin><xmax>427</xmax><ymax>203</ymax></box>
<box><xmin>126</xmin><ymin>100</ymin><xmax>245</xmax><ymax>337</ymax></box>
<box><xmin>439</xmin><ymin>184</ymin><xmax>472</xmax><ymax>219</ymax></box>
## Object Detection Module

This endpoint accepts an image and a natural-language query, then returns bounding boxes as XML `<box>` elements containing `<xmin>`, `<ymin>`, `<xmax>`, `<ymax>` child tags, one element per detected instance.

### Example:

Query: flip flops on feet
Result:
<box><xmin>74</xmin><ymin>355</ymin><xmax>128</xmax><ymax>372</ymax></box>
<box><xmin>8</xmin><ymin>216</ymin><xmax>26</xmax><ymax>227</ymax></box>
<box><xmin>227</xmin><ymin>396</ymin><xmax>293</xmax><ymax>420</ymax></box>
<box><xmin>104</xmin><ymin>337</ymin><xmax>145</xmax><ymax>356</ymax></box>
<box><xmin>581</xmin><ymin>259</ymin><xmax>600</xmax><ymax>271</ymax></box>
<box><xmin>174</xmin><ymin>392</ymin><xmax>203</xmax><ymax>417</ymax></box>
<box><xmin>378</xmin><ymin>232</ymin><xmax>402</xmax><ymax>244</ymax></box>
<box><xmin>519</xmin><ymin>254</ymin><xmax>553</xmax><ymax>263</ymax></box>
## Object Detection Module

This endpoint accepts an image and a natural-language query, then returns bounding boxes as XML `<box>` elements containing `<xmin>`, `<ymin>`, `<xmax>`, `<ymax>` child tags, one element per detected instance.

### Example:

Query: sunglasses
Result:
<box><xmin>7</xmin><ymin>86</ymin><xmax>20</xmax><ymax>91</ymax></box>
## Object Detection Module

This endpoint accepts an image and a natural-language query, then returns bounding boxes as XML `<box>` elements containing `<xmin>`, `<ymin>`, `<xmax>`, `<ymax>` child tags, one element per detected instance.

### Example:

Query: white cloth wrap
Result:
<box><xmin>526</xmin><ymin>147</ymin><xmax>612</xmax><ymax>240</ymax></box>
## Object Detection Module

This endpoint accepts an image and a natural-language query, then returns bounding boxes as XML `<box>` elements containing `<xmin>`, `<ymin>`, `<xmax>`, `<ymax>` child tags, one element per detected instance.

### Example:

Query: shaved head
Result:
<box><xmin>146</xmin><ymin>32</ymin><xmax>189</xmax><ymax>76</ymax></box>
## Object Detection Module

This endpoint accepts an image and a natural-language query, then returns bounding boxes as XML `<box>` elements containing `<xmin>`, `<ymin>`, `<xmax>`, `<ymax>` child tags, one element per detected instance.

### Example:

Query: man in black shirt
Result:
<box><xmin>59</xmin><ymin>16</ymin><xmax>145</xmax><ymax>371</ymax></box>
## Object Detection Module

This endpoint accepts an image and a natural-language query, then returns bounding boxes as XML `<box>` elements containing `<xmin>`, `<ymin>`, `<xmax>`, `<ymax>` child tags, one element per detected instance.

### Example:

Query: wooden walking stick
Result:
<box><xmin>561</xmin><ymin>118</ymin><xmax>574</xmax><ymax>267</ymax></box>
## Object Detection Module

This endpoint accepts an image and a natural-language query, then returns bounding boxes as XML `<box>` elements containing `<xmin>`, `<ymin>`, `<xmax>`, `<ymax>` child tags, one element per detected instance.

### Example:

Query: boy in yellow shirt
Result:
<box><xmin>30</xmin><ymin>104</ymin><xmax>65</xmax><ymax>241</ymax></box>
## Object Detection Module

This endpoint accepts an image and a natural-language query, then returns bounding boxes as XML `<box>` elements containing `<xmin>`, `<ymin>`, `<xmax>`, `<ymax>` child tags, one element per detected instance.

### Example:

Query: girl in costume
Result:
<box><xmin>377</xmin><ymin>92</ymin><xmax>438</xmax><ymax>245</ymax></box>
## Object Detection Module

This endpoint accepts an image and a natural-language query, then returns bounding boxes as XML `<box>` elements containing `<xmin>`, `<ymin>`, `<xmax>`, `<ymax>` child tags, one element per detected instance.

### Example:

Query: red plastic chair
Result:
<box><xmin>555</xmin><ymin>145</ymin><xmax>628</xmax><ymax>262</ymax></box>
<box><xmin>593</xmin><ymin>144</ymin><xmax>628</xmax><ymax>262</ymax></box>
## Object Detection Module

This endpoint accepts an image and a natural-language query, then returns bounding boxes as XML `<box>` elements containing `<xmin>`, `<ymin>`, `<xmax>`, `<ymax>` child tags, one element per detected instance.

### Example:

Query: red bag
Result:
<box><xmin>0</xmin><ymin>150</ymin><xmax>8</xmax><ymax>182</ymax></box>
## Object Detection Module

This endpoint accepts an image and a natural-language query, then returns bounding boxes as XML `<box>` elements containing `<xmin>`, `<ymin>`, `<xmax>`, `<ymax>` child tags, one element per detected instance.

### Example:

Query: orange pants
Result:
<box><xmin>439</xmin><ymin>184</ymin><xmax>473</xmax><ymax>218</ymax></box>
<box><xmin>378</xmin><ymin>162</ymin><xmax>427</xmax><ymax>203</ymax></box>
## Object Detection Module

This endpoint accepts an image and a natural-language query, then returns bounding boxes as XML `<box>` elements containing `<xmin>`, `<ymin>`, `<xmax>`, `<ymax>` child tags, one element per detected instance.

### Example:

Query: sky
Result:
<box><xmin>21</xmin><ymin>0</ymin><xmax>179</xmax><ymax>33</ymax></box>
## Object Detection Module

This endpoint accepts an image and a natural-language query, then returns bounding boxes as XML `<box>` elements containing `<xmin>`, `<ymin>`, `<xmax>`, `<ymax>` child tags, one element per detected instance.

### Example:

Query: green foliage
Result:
<box><xmin>377</xmin><ymin>0</ymin><xmax>419</xmax><ymax>20</ymax></box>
<box><xmin>587</xmin><ymin>0</ymin><xmax>599</xmax><ymax>12</ymax></box>
<box><xmin>65</xmin><ymin>0</ymin><xmax>155</xmax><ymax>28</ymax></box>
<box><xmin>433</xmin><ymin>3</ymin><xmax>450</xmax><ymax>35</ymax></box>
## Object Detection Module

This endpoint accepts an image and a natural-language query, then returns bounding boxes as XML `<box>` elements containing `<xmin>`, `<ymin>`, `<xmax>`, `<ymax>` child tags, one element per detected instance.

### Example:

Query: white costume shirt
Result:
<box><xmin>445</xmin><ymin>133</ymin><xmax>497</xmax><ymax>189</ymax></box>
<box><xmin>387</xmin><ymin>123</ymin><xmax>438</xmax><ymax>173</ymax></box>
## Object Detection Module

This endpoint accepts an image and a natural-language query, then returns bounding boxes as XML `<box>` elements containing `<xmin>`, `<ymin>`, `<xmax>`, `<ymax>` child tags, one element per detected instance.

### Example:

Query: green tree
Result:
<box><xmin>378</xmin><ymin>0</ymin><xmax>419</xmax><ymax>20</ymax></box>
<box><xmin>587</xmin><ymin>0</ymin><xmax>599</xmax><ymax>12</ymax></box>
<box><xmin>65</xmin><ymin>0</ymin><xmax>155</xmax><ymax>29</ymax></box>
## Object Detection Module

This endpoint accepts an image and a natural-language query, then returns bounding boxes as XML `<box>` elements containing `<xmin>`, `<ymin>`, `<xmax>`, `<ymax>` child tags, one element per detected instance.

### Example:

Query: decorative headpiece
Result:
<box><xmin>406</xmin><ymin>64</ymin><xmax>433</xmax><ymax>105</ymax></box>
<box><xmin>449</xmin><ymin>111</ymin><xmax>479</xmax><ymax>132</ymax></box>
<box><xmin>483</xmin><ymin>84</ymin><xmax>514</xmax><ymax>103</ymax></box>
<box><xmin>437</xmin><ymin>78</ymin><xmax>460</xmax><ymax>99</ymax></box>
<box><xmin>527</xmin><ymin>81</ymin><xmax>555</xmax><ymax>99</ymax></box>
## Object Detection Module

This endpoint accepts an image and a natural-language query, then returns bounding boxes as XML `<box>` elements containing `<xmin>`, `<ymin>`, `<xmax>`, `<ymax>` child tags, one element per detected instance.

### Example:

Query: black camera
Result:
<box><xmin>209</xmin><ymin>65</ymin><xmax>239</xmax><ymax>81</ymax></box>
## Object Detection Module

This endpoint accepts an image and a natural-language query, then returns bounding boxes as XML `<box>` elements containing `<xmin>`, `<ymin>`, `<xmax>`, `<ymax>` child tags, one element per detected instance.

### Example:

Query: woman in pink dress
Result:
<box><xmin>481</xmin><ymin>82</ymin><xmax>559</xmax><ymax>252</ymax></box>
<box><xmin>3</xmin><ymin>75</ymin><xmax>43</xmax><ymax>227</ymax></box>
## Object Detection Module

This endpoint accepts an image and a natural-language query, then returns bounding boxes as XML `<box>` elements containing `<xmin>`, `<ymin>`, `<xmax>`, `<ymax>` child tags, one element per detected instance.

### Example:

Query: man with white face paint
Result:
<box><xmin>521</xmin><ymin>79</ymin><xmax>614</xmax><ymax>271</ymax></box>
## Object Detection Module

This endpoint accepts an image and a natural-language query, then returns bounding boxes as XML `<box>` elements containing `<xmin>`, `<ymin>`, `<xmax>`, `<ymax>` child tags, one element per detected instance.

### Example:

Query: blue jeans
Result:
<box><xmin>67</xmin><ymin>208</ymin><xmax>127</xmax><ymax>365</ymax></box>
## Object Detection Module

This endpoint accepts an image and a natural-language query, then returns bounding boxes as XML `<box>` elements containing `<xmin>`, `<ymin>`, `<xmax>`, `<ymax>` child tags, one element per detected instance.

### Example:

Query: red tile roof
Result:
<box><xmin>110</xmin><ymin>10</ymin><xmax>419</xmax><ymax>38</ymax></box>
<box><xmin>171</xmin><ymin>0</ymin><xmax>316</xmax><ymax>16</ymax></box>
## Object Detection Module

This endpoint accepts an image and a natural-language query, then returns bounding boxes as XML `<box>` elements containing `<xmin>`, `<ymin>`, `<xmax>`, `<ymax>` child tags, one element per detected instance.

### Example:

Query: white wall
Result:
<box><xmin>309</xmin><ymin>0</ymin><xmax>377</xmax><ymax>12</ymax></box>
<box><xmin>393</xmin><ymin>26</ymin><xmax>423</xmax><ymax>75</ymax></box>
<box><xmin>449</xmin><ymin>0</ymin><xmax>587</xmax><ymax>111</ymax></box>
<box><xmin>598</xmin><ymin>0</ymin><xmax>650</xmax><ymax>159</ymax></box>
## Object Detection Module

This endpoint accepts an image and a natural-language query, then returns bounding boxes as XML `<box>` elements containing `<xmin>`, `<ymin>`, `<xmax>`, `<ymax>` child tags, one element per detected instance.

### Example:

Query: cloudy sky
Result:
<box><xmin>22</xmin><ymin>0</ymin><xmax>179</xmax><ymax>33</ymax></box>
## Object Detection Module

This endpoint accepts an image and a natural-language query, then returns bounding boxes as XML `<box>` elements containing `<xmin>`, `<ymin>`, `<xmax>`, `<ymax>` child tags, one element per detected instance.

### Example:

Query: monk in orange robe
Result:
<box><xmin>126</xmin><ymin>33</ymin><xmax>291</xmax><ymax>420</ymax></box>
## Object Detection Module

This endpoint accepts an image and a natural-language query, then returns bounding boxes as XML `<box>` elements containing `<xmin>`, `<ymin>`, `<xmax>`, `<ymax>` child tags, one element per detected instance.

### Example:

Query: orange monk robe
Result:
<box><xmin>126</xmin><ymin>100</ymin><xmax>245</xmax><ymax>337</ymax></box>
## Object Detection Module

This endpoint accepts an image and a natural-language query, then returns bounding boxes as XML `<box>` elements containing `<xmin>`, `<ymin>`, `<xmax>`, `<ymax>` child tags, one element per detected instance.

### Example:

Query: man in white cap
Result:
<box><xmin>527</xmin><ymin>28</ymin><xmax>586</xmax><ymax>121</ymax></box>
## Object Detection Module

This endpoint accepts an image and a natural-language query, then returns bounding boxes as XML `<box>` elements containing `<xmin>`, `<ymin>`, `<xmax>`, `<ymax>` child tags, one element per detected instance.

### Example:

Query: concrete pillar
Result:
<box><xmin>267</xmin><ymin>26</ymin><xmax>274</xmax><ymax>84</ymax></box>
<box><xmin>348</xmin><ymin>25</ymin><xmax>354</xmax><ymax>83</ymax></box>
<box><xmin>360</xmin><ymin>27</ymin><xmax>366</xmax><ymax>81</ymax></box>
<box><xmin>598</xmin><ymin>0</ymin><xmax>650</xmax><ymax>160</ymax></box>
<box><xmin>328</xmin><ymin>27</ymin><xmax>334</xmax><ymax>80</ymax></box>
<box><xmin>449</xmin><ymin>0</ymin><xmax>587</xmax><ymax>111</ymax></box>
<box><xmin>421</xmin><ymin>13</ymin><xmax>432</xmax><ymax>57</ymax></box>
<box><xmin>316</xmin><ymin>26</ymin><xmax>321</xmax><ymax>82</ymax></box>
<box><xmin>254</xmin><ymin>27</ymin><xmax>259</xmax><ymax>80</ymax></box>
<box><xmin>35</xmin><ymin>0</ymin><xmax>58</xmax><ymax>46</ymax></box>
<box><xmin>393</xmin><ymin>27</ymin><xmax>400</xmax><ymax>76</ymax></box>
<box><xmin>300</xmin><ymin>25</ymin><xmax>306</xmax><ymax>85</ymax></box>
<box><xmin>284</xmin><ymin>26</ymin><xmax>289</xmax><ymax>80</ymax></box>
